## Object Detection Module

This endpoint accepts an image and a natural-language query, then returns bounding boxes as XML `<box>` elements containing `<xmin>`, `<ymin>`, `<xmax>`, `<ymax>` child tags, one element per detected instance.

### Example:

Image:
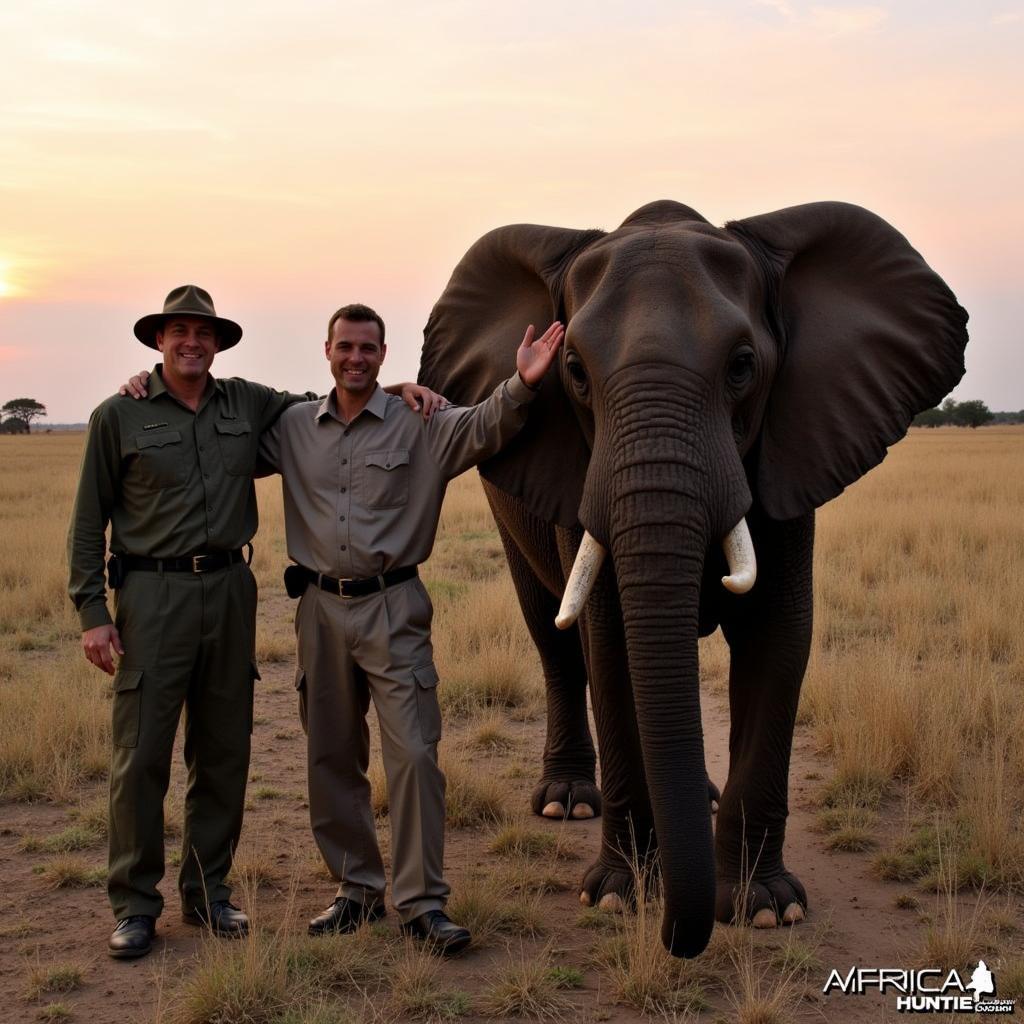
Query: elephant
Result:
<box><xmin>418</xmin><ymin>200</ymin><xmax>968</xmax><ymax>958</ymax></box>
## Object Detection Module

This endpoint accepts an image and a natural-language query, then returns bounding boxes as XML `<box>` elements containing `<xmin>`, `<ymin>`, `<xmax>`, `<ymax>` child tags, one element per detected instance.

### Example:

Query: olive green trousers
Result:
<box><xmin>108</xmin><ymin>563</ymin><xmax>258</xmax><ymax>920</ymax></box>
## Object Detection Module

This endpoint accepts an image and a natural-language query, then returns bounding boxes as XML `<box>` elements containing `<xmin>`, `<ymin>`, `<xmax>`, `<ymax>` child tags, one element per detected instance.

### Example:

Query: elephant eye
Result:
<box><xmin>566</xmin><ymin>352</ymin><xmax>589</xmax><ymax>396</ymax></box>
<box><xmin>727</xmin><ymin>347</ymin><xmax>755</xmax><ymax>389</ymax></box>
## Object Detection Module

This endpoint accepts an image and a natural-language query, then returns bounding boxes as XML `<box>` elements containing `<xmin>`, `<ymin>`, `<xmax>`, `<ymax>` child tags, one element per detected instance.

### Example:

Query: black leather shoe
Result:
<box><xmin>308</xmin><ymin>896</ymin><xmax>386</xmax><ymax>936</ymax></box>
<box><xmin>182</xmin><ymin>900</ymin><xmax>249</xmax><ymax>937</ymax></box>
<box><xmin>108</xmin><ymin>915</ymin><xmax>155</xmax><ymax>959</ymax></box>
<box><xmin>401</xmin><ymin>910</ymin><xmax>471</xmax><ymax>956</ymax></box>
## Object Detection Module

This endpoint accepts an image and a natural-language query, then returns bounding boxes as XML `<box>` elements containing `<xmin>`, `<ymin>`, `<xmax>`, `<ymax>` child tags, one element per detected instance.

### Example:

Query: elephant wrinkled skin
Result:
<box><xmin>419</xmin><ymin>201</ymin><xmax>968</xmax><ymax>958</ymax></box>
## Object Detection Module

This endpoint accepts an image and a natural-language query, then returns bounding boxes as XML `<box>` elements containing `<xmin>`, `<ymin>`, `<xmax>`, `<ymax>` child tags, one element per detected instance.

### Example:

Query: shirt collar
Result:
<box><xmin>150</xmin><ymin>364</ymin><xmax>221</xmax><ymax>402</ymax></box>
<box><xmin>315</xmin><ymin>385</ymin><xmax>388</xmax><ymax>424</ymax></box>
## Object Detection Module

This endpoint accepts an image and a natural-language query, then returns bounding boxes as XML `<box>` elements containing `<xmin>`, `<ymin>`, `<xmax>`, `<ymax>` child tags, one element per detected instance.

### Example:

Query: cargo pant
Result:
<box><xmin>108</xmin><ymin>562</ymin><xmax>259</xmax><ymax>920</ymax></box>
<box><xmin>294</xmin><ymin>575</ymin><xmax>448</xmax><ymax>922</ymax></box>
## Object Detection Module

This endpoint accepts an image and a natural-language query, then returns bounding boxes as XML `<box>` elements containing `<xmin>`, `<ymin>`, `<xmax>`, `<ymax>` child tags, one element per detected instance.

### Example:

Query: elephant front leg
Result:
<box><xmin>716</xmin><ymin>510</ymin><xmax>814</xmax><ymax>929</ymax></box>
<box><xmin>488</xmin><ymin>496</ymin><xmax>600</xmax><ymax>819</ymax></box>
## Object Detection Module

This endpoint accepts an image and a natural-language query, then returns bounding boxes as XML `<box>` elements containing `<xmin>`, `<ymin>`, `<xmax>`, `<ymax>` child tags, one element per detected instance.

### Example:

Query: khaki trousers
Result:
<box><xmin>108</xmin><ymin>563</ymin><xmax>258</xmax><ymax>920</ymax></box>
<box><xmin>294</xmin><ymin>575</ymin><xmax>447</xmax><ymax>922</ymax></box>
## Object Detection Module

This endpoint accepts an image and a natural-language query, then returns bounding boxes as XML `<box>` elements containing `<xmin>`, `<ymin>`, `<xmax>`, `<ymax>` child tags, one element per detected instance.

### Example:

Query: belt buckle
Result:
<box><xmin>192</xmin><ymin>554</ymin><xmax>212</xmax><ymax>574</ymax></box>
<box><xmin>337</xmin><ymin>577</ymin><xmax>354</xmax><ymax>598</ymax></box>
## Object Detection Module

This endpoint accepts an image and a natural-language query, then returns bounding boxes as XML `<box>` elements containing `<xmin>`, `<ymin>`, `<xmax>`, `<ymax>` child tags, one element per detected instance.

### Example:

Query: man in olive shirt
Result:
<box><xmin>258</xmin><ymin>303</ymin><xmax>563</xmax><ymax>954</ymax></box>
<box><xmin>69</xmin><ymin>286</ymin><xmax>436</xmax><ymax>959</ymax></box>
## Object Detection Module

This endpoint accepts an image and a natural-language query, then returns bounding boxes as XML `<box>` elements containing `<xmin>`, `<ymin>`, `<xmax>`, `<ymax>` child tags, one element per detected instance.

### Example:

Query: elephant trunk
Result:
<box><xmin>612</xmin><ymin>474</ymin><xmax>716</xmax><ymax>956</ymax></box>
<box><xmin>587</xmin><ymin>370</ymin><xmax>751</xmax><ymax>958</ymax></box>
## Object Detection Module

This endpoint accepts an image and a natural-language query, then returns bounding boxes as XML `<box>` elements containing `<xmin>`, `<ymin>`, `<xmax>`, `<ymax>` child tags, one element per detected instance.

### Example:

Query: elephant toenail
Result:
<box><xmin>782</xmin><ymin>903</ymin><xmax>805</xmax><ymax>924</ymax></box>
<box><xmin>752</xmin><ymin>908</ymin><xmax>778</xmax><ymax>929</ymax></box>
<box><xmin>570</xmin><ymin>803</ymin><xmax>594</xmax><ymax>819</ymax></box>
<box><xmin>542</xmin><ymin>801</ymin><xmax>566</xmax><ymax>818</ymax></box>
<box><xmin>579</xmin><ymin>891</ymin><xmax>592</xmax><ymax>907</ymax></box>
<box><xmin>598</xmin><ymin>893</ymin><xmax>624</xmax><ymax>912</ymax></box>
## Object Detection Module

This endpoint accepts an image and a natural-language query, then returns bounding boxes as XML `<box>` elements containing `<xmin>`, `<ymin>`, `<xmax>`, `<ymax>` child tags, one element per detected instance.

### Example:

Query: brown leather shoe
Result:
<box><xmin>108</xmin><ymin>915</ymin><xmax>155</xmax><ymax>959</ymax></box>
<box><xmin>401</xmin><ymin>910</ymin><xmax>471</xmax><ymax>956</ymax></box>
<box><xmin>308</xmin><ymin>896</ymin><xmax>386</xmax><ymax>936</ymax></box>
<box><xmin>182</xmin><ymin>900</ymin><xmax>249</xmax><ymax>937</ymax></box>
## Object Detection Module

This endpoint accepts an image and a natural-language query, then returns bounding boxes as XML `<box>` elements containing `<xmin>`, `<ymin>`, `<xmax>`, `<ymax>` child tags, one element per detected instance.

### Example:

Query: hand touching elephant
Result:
<box><xmin>419</xmin><ymin>201</ymin><xmax>967</xmax><ymax>958</ymax></box>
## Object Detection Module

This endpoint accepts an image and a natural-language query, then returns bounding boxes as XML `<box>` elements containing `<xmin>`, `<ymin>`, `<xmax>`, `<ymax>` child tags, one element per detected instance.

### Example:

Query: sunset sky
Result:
<box><xmin>1</xmin><ymin>1</ymin><xmax>1021</xmax><ymax>422</ymax></box>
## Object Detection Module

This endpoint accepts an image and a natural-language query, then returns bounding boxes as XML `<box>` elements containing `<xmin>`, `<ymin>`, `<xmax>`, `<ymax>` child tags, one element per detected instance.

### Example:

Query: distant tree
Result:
<box><xmin>1</xmin><ymin>398</ymin><xmax>47</xmax><ymax>429</ymax></box>
<box><xmin>912</xmin><ymin>406</ymin><xmax>948</xmax><ymax>428</ymax></box>
<box><xmin>0</xmin><ymin>418</ymin><xmax>30</xmax><ymax>434</ymax></box>
<box><xmin>952</xmin><ymin>399</ymin><xmax>994</xmax><ymax>429</ymax></box>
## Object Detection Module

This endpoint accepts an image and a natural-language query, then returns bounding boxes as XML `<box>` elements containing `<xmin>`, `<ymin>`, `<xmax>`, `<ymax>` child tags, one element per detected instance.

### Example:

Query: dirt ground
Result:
<box><xmin>2</xmin><ymin>586</ymin><xmax>1021</xmax><ymax>1023</ymax></box>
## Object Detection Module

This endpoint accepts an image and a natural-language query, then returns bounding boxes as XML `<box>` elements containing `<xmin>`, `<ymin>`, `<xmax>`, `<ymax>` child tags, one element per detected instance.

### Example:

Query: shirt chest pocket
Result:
<box><xmin>134</xmin><ymin>430</ymin><xmax>186</xmax><ymax>488</ymax></box>
<box><xmin>361</xmin><ymin>449</ymin><xmax>410</xmax><ymax>509</ymax></box>
<box><xmin>215</xmin><ymin>419</ymin><xmax>255</xmax><ymax>476</ymax></box>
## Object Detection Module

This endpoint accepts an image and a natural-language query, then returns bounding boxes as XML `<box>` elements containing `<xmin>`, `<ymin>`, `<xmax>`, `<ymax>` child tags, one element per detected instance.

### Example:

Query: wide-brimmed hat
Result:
<box><xmin>133</xmin><ymin>285</ymin><xmax>243</xmax><ymax>350</ymax></box>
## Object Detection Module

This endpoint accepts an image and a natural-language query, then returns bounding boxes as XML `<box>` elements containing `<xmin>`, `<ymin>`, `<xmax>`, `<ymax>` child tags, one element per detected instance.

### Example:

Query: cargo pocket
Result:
<box><xmin>248</xmin><ymin>661</ymin><xmax>261</xmax><ymax>734</ymax></box>
<box><xmin>294</xmin><ymin>667</ymin><xmax>309</xmax><ymax>735</ymax></box>
<box><xmin>412</xmin><ymin>663</ymin><xmax>441</xmax><ymax>745</ymax></box>
<box><xmin>112</xmin><ymin>669</ymin><xmax>143</xmax><ymax>748</ymax></box>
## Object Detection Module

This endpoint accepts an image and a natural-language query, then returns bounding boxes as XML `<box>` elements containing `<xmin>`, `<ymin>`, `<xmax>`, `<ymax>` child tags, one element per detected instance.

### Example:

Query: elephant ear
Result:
<box><xmin>420</xmin><ymin>223</ymin><xmax>605</xmax><ymax>526</ymax></box>
<box><xmin>728</xmin><ymin>202</ymin><xmax>968</xmax><ymax>521</ymax></box>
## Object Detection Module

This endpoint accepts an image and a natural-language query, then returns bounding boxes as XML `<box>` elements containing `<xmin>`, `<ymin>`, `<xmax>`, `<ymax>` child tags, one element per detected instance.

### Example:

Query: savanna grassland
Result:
<box><xmin>1</xmin><ymin>427</ymin><xmax>1022</xmax><ymax>1024</ymax></box>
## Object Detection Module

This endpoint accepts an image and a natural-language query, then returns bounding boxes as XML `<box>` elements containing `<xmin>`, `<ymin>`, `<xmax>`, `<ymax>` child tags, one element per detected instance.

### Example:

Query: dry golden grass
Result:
<box><xmin>3</xmin><ymin>427</ymin><xmax>1023</xmax><ymax>1020</ymax></box>
<box><xmin>23</xmin><ymin>962</ymin><xmax>84</xmax><ymax>1001</ymax></box>
<box><xmin>797</xmin><ymin>427</ymin><xmax>1024</xmax><ymax>886</ymax></box>
<box><xmin>159</xmin><ymin>900</ymin><xmax>396</xmax><ymax>1024</ymax></box>
<box><xmin>0</xmin><ymin>649</ymin><xmax>109</xmax><ymax>801</ymax></box>
<box><xmin>0</xmin><ymin>436</ymin><xmax>82</xmax><ymax>640</ymax></box>
<box><xmin>431</xmin><ymin>574</ymin><xmax>543</xmax><ymax>718</ymax></box>
<box><xmin>386</xmin><ymin>944</ymin><xmax>470</xmax><ymax>1020</ymax></box>
<box><xmin>445</xmin><ymin>870</ymin><xmax>547</xmax><ymax>947</ymax></box>
<box><xmin>478</xmin><ymin>944</ymin><xmax>572</xmax><ymax>1020</ymax></box>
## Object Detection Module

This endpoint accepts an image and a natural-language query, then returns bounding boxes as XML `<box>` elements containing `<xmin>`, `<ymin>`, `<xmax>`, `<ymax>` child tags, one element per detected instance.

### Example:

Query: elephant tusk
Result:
<box><xmin>721</xmin><ymin>517</ymin><xmax>756</xmax><ymax>594</ymax></box>
<box><xmin>555</xmin><ymin>531</ymin><xmax>607</xmax><ymax>629</ymax></box>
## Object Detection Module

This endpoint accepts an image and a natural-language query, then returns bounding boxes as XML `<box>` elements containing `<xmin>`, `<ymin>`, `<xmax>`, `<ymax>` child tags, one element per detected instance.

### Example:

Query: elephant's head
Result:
<box><xmin>419</xmin><ymin>201</ymin><xmax>967</xmax><ymax>956</ymax></box>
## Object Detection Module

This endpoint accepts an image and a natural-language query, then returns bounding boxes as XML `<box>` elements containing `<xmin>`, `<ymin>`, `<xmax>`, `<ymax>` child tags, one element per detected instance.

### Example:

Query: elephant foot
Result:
<box><xmin>531</xmin><ymin>779</ymin><xmax>601</xmax><ymax>820</ymax></box>
<box><xmin>715</xmin><ymin>870</ymin><xmax>808</xmax><ymax>929</ymax></box>
<box><xmin>708</xmin><ymin>777</ymin><xmax>720</xmax><ymax>814</ymax></box>
<box><xmin>579</xmin><ymin>859</ymin><xmax>635</xmax><ymax>910</ymax></box>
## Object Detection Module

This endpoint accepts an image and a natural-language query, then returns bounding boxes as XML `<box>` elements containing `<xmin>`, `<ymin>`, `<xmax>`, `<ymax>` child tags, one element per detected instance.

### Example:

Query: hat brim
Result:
<box><xmin>133</xmin><ymin>313</ymin><xmax>243</xmax><ymax>351</ymax></box>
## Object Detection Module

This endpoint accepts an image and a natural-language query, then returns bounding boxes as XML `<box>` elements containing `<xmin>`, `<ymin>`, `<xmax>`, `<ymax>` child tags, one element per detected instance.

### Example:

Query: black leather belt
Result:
<box><xmin>122</xmin><ymin>548</ymin><xmax>247</xmax><ymax>574</ymax></box>
<box><xmin>293</xmin><ymin>564</ymin><xmax>418</xmax><ymax>598</ymax></box>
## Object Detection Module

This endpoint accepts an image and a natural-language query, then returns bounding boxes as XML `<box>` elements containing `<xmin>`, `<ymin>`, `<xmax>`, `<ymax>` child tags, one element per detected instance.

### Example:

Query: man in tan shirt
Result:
<box><xmin>258</xmin><ymin>303</ymin><xmax>563</xmax><ymax>954</ymax></box>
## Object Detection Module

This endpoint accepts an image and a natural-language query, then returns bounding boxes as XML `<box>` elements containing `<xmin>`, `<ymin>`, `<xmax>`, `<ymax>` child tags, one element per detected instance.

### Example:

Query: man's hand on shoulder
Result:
<box><xmin>119</xmin><ymin>370</ymin><xmax>151</xmax><ymax>399</ymax></box>
<box><xmin>516</xmin><ymin>322</ymin><xmax>564</xmax><ymax>389</ymax></box>
<box><xmin>389</xmin><ymin>382</ymin><xmax>451</xmax><ymax>420</ymax></box>
<box><xmin>82</xmin><ymin>624</ymin><xmax>124</xmax><ymax>675</ymax></box>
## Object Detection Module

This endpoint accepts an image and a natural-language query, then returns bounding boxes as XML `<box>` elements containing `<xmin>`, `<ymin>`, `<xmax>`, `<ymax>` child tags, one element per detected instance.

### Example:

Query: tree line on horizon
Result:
<box><xmin>911</xmin><ymin>397</ymin><xmax>1022</xmax><ymax>428</ymax></box>
<box><xmin>1</xmin><ymin>395</ymin><xmax>1022</xmax><ymax>434</ymax></box>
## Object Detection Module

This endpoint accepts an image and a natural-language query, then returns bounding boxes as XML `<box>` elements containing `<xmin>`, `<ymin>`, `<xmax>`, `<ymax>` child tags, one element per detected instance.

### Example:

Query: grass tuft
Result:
<box><xmin>24</xmin><ymin>963</ymin><xmax>84</xmax><ymax>1000</ymax></box>
<box><xmin>20</xmin><ymin>825</ymin><xmax>102</xmax><ymax>855</ymax></box>
<box><xmin>388</xmin><ymin>945</ymin><xmax>470</xmax><ymax>1020</ymax></box>
<box><xmin>446</xmin><ymin>872</ymin><xmax>546</xmax><ymax>947</ymax></box>
<box><xmin>488</xmin><ymin>821</ymin><xmax>576</xmax><ymax>860</ymax></box>
<box><xmin>35</xmin><ymin>1005</ymin><xmax>73</xmax><ymax>1022</ymax></box>
<box><xmin>41</xmin><ymin>856</ymin><xmax>106</xmax><ymax>889</ymax></box>
<box><xmin>479</xmin><ymin>945</ymin><xmax>571</xmax><ymax>1020</ymax></box>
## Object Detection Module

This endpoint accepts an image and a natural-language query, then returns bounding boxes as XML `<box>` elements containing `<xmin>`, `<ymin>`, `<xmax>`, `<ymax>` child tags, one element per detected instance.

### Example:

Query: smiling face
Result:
<box><xmin>155</xmin><ymin>315</ymin><xmax>218</xmax><ymax>384</ymax></box>
<box><xmin>325</xmin><ymin>317</ymin><xmax>386</xmax><ymax>397</ymax></box>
